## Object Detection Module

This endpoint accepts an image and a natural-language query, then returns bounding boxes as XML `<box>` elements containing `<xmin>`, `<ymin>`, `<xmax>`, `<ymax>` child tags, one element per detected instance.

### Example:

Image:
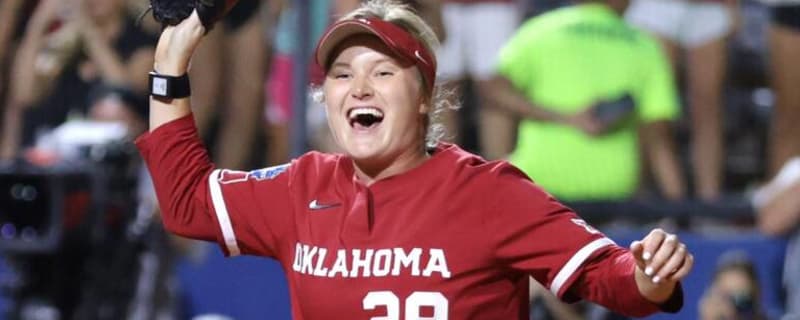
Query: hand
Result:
<box><xmin>154</xmin><ymin>10</ymin><xmax>206</xmax><ymax>75</ymax></box>
<box><xmin>565</xmin><ymin>108</ymin><xmax>606</xmax><ymax>136</ymax></box>
<box><xmin>630</xmin><ymin>228</ymin><xmax>694</xmax><ymax>303</ymax></box>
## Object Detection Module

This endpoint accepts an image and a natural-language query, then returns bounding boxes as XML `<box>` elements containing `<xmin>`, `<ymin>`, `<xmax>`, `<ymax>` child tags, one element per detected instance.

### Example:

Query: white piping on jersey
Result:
<box><xmin>209</xmin><ymin>169</ymin><xmax>241</xmax><ymax>256</ymax></box>
<box><xmin>549</xmin><ymin>237</ymin><xmax>615</xmax><ymax>296</ymax></box>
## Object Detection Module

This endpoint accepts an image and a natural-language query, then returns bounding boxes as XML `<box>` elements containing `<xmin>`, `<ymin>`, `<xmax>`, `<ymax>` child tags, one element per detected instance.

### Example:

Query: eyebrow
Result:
<box><xmin>329</xmin><ymin>62</ymin><xmax>351</xmax><ymax>69</ymax></box>
<box><xmin>329</xmin><ymin>57</ymin><xmax>397</xmax><ymax>70</ymax></box>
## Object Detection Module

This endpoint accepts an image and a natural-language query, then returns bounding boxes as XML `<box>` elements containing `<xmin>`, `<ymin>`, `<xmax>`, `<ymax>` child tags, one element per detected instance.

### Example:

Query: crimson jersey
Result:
<box><xmin>136</xmin><ymin>115</ymin><xmax>680</xmax><ymax>319</ymax></box>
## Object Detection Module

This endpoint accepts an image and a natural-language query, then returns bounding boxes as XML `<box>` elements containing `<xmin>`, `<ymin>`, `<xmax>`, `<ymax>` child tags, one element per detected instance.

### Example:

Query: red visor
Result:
<box><xmin>314</xmin><ymin>17</ymin><xmax>437</xmax><ymax>94</ymax></box>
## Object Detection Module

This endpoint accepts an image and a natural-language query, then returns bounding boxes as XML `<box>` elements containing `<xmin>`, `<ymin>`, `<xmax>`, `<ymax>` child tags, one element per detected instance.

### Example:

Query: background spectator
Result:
<box><xmin>699</xmin><ymin>250</ymin><xmax>767</xmax><ymax>320</ymax></box>
<box><xmin>2</xmin><ymin>0</ymin><xmax>800</xmax><ymax>319</ymax></box>
<box><xmin>758</xmin><ymin>4</ymin><xmax>800</xmax><ymax>316</ymax></box>
<box><xmin>0</xmin><ymin>0</ymin><xmax>26</xmax><ymax>103</ymax></box>
<box><xmin>487</xmin><ymin>0</ymin><xmax>686</xmax><ymax>201</ymax></box>
<box><xmin>626</xmin><ymin>0</ymin><xmax>737</xmax><ymax>200</ymax></box>
<box><xmin>0</xmin><ymin>0</ymin><xmax>155</xmax><ymax>161</ymax></box>
<box><xmin>765</xmin><ymin>3</ymin><xmax>800</xmax><ymax>178</ymax></box>
<box><xmin>757</xmin><ymin>156</ymin><xmax>800</xmax><ymax>317</ymax></box>
<box><xmin>435</xmin><ymin>0</ymin><xmax>522</xmax><ymax>160</ymax></box>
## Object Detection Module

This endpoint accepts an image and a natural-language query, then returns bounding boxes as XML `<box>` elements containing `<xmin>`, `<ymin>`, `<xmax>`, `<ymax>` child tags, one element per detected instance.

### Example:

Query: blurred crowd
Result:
<box><xmin>0</xmin><ymin>0</ymin><xmax>798</xmax><ymax>319</ymax></box>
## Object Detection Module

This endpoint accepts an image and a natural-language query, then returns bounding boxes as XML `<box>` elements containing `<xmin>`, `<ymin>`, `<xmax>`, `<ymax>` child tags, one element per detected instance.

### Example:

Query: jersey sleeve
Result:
<box><xmin>573</xmin><ymin>246</ymin><xmax>684</xmax><ymax>317</ymax></box>
<box><xmin>135</xmin><ymin>115</ymin><xmax>294</xmax><ymax>258</ymax></box>
<box><xmin>489</xmin><ymin>164</ymin><xmax>683</xmax><ymax>316</ymax></box>
<box><xmin>489</xmin><ymin>164</ymin><xmax>614</xmax><ymax>297</ymax></box>
<box><xmin>634</xmin><ymin>35</ymin><xmax>680</xmax><ymax>123</ymax></box>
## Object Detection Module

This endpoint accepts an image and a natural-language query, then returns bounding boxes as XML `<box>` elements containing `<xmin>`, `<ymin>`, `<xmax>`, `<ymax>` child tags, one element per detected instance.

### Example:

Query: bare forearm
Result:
<box><xmin>484</xmin><ymin>75</ymin><xmax>568</xmax><ymax>124</ymax></box>
<box><xmin>650</xmin><ymin>147</ymin><xmax>685</xmax><ymax>200</ymax></box>
<box><xmin>0</xmin><ymin>102</ymin><xmax>23</xmax><ymax>160</ymax></box>
<box><xmin>150</xmin><ymin>11</ymin><xmax>206</xmax><ymax>131</ymax></box>
<box><xmin>150</xmin><ymin>46</ymin><xmax>193</xmax><ymax>131</ymax></box>
<box><xmin>10</xmin><ymin>34</ymin><xmax>47</xmax><ymax>106</ymax></box>
<box><xmin>643</xmin><ymin>122</ymin><xmax>685</xmax><ymax>199</ymax></box>
<box><xmin>150</xmin><ymin>97</ymin><xmax>192</xmax><ymax>131</ymax></box>
<box><xmin>757</xmin><ymin>186</ymin><xmax>800</xmax><ymax>236</ymax></box>
<box><xmin>0</xmin><ymin>0</ymin><xmax>24</xmax><ymax>63</ymax></box>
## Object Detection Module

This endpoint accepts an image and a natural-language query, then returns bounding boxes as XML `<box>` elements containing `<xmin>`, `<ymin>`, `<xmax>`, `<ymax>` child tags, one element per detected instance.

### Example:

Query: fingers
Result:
<box><xmin>628</xmin><ymin>240</ymin><xmax>646</xmax><ymax>269</ymax></box>
<box><xmin>637</xmin><ymin>229</ymin><xmax>693</xmax><ymax>284</ymax></box>
<box><xmin>640</xmin><ymin>228</ymin><xmax>667</xmax><ymax>262</ymax></box>
<box><xmin>668</xmin><ymin>250</ymin><xmax>693</xmax><ymax>282</ymax></box>
<box><xmin>647</xmin><ymin>233</ymin><xmax>678</xmax><ymax>283</ymax></box>
<box><xmin>654</xmin><ymin>242</ymin><xmax>692</xmax><ymax>283</ymax></box>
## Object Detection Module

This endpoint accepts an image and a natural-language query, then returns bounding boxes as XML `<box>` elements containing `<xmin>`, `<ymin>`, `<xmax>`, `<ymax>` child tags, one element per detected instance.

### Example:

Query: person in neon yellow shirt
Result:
<box><xmin>486</xmin><ymin>0</ymin><xmax>686</xmax><ymax>201</ymax></box>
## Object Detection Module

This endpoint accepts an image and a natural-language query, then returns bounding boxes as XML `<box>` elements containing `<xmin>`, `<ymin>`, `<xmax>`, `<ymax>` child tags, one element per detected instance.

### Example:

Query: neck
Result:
<box><xmin>352</xmin><ymin>145</ymin><xmax>430</xmax><ymax>186</ymax></box>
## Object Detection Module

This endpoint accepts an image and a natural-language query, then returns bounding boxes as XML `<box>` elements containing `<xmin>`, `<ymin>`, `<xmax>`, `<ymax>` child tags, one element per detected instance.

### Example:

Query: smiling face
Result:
<box><xmin>323</xmin><ymin>35</ymin><xmax>429</xmax><ymax>173</ymax></box>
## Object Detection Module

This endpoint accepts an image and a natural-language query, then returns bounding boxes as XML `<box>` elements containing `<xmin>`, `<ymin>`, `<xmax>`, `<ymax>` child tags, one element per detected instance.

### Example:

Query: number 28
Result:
<box><xmin>363</xmin><ymin>291</ymin><xmax>448</xmax><ymax>320</ymax></box>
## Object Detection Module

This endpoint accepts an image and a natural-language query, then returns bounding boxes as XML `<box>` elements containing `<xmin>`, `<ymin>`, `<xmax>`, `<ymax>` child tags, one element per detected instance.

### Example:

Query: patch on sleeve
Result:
<box><xmin>571</xmin><ymin>218</ymin><xmax>600</xmax><ymax>235</ymax></box>
<box><xmin>217</xmin><ymin>170</ymin><xmax>250</xmax><ymax>184</ymax></box>
<box><xmin>248</xmin><ymin>163</ymin><xmax>291</xmax><ymax>180</ymax></box>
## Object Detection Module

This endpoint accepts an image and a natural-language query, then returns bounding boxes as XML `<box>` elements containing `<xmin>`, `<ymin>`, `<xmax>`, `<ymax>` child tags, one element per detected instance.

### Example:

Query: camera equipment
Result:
<box><xmin>0</xmin><ymin>120</ymin><xmax>151</xmax><ymax>319</ymax></box>
<box><xmin>0</xmin><ymin>163</ymin><xmax>102</xmax><ymax>254</ymax></box>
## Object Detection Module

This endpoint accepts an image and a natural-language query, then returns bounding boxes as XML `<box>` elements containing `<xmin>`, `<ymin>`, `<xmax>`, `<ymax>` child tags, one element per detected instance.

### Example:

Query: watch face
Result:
<box><xmin>152</xmin><ymin>76</ymin><xmax>168</xmax><ymax>96</ymax></box>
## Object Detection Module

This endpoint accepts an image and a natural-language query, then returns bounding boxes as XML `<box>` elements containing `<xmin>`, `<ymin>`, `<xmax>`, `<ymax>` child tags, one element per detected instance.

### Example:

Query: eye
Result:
<box><xmin>333</xmin><ymin>72</ymin><xmax>352</xmax><ymax>80</ymax></box>
<box><xmin>375</xmin><ymin>71</ymin><xmax>394</xmax><ymax>77</ymax></box>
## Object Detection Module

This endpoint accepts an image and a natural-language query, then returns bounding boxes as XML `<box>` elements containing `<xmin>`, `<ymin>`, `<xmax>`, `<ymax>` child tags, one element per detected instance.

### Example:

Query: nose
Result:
<box><xmin>350</xmin><ymin>75</ymin><xmax>373</xmax><ymax>100</ymax></box>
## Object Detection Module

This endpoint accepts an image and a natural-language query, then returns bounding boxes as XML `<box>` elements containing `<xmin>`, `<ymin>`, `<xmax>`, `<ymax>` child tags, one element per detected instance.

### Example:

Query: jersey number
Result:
<box><xmin>363</xmin><ymin>291</ymin><xmax>448</xmax><ymax>319</ymax></box>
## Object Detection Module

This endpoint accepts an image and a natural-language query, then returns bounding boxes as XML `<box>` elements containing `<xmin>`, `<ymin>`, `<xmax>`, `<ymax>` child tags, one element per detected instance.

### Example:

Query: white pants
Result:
<box><xmin>435</xmin><ymin>2</ymin><xmax>521</xmax><ymax>81</ymax></box>
<box><xmin>625</xmin><ymin>0</ymin><xmax>733</xmax><ymax>48</ymax></box>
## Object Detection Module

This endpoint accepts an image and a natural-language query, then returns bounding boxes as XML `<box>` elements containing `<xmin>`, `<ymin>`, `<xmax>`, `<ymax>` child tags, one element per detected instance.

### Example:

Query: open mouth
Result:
<box><xmin>348</xmin><ymin>107</ymin><xmax>384</xmax><ymax>129</ymax></box>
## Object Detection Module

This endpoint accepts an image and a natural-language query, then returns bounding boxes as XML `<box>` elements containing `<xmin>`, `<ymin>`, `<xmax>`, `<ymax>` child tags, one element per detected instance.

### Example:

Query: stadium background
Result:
<box><xmin>0</xmin><ymin>0</ymin><xmax>796</xmax><ymax>319</ymax></box>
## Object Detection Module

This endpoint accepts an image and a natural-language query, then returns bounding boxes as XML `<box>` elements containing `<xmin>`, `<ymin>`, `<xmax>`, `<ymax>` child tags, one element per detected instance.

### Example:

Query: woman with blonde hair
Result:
<box><xmin>138</xmin><ymin>1</ymin><xmax>694</xmax><ymax>318</ymax></box>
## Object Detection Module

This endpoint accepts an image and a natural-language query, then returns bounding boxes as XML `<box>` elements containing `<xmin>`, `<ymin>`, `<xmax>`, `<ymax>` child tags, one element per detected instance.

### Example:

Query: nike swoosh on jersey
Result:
<box><xmin>308</xmin><ymin>199</ymin><xmax>341</xmax><ymax>210</ymax></box>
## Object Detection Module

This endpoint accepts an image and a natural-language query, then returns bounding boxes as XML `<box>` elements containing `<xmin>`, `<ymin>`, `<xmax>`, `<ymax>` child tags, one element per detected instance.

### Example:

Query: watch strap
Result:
<box><xmin>149</xmin><ymin>71</ymin><xmax>191</xmax><ymax>99</ymax></box>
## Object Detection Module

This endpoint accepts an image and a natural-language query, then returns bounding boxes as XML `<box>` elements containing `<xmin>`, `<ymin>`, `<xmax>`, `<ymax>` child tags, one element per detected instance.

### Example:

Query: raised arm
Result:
<box><xmin>136</xmin><ymin>11</ymin><xmax>217</xmax><ymax>241</ymax></box>
<box><xmin>1</xmin><ymin>0</ymin><xmax>70</xmax><ymax>159</ymax></box>
<box><xmin>149</xmin><ymin>11</ymin><xmax>206</xmax><ymax>130</ymax></box>
<box><xmin>9</xmin><ymin>0</ymin><xmax>72</xmax><ymax>107</ymax></box>
<box><xmin>0</xmin><ymin>0</ymin><xmax>24</xmax><ymax>82</ymax></box>
<box><xmin>137</xmin><ymin>11</ymin><xmax>292</xmax><ymax>257</ymax></box>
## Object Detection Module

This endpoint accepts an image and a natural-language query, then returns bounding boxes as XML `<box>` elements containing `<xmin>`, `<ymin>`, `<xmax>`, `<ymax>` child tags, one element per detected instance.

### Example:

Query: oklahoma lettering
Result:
<box><xmin>291</xmin><ymin>243</ymin><xmax>452</xmax><ymax>279</ymax></box>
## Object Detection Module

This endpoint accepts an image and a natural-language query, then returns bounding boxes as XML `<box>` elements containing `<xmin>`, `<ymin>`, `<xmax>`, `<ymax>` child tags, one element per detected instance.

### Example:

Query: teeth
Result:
<box><xmin>348</xmin><ymin>107</ymin><xmax>384</xmax><ymax>120</ymax></box>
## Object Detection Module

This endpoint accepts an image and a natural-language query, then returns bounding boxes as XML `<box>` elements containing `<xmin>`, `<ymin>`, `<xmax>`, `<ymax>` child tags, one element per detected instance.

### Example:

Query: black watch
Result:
<box><xmin>148</xmin><ymin>71</ymin><xmax>191</xmax><ymax>99</ymax></box>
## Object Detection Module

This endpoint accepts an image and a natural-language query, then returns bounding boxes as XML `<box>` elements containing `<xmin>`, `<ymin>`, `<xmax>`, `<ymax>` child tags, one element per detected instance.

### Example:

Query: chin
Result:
<box><xmin>345</xmin><ymin>147</ymin><xmax>381</xmax><ymax>161</ymax></box>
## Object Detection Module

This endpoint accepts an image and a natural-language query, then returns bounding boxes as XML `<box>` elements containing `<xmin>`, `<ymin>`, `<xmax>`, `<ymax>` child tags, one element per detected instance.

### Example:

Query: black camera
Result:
<box><xmin>0</xmin><ymin>138</ymin><xmax>146</xmax><ymax>320</ymax></box>
<box><xmin>0</xmin><ymin>165</ymin><xmax>97</xmax><ymax>253</ymax></box>
<box><xmin>0</xmin><ymin>140</ymin><xmax>140</xmax><ymax>254</ymax></box>
<box><xmin>730</xmin><ymin>292</ymin><xmax>756</xmax><ymax>317</ymax></box>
